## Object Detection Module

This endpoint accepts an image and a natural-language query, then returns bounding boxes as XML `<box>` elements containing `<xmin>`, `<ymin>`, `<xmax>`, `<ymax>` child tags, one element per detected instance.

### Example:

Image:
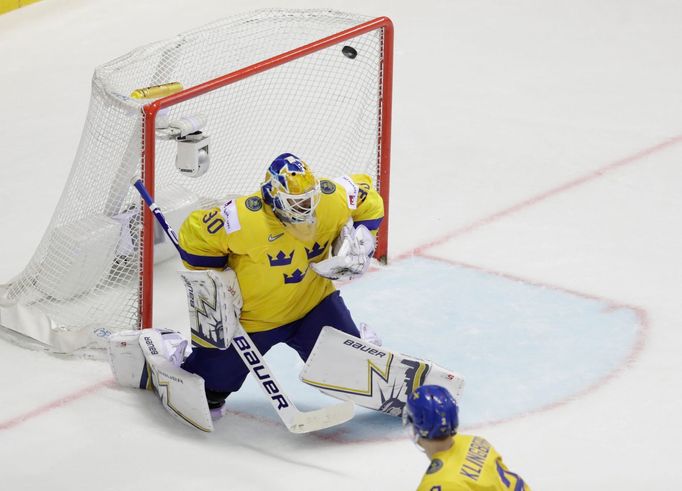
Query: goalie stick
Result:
<box><xmin>132</xmin><ymin>178</ymin><xmax>354</xmax><ymax>433</ymax></box>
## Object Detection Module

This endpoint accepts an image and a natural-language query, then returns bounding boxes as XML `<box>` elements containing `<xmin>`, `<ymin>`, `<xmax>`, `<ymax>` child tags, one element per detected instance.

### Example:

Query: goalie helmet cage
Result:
<box><xmin>0</xmin><ymin>9</ymin><xmax>393</xmax><ymax>353</ymax></box>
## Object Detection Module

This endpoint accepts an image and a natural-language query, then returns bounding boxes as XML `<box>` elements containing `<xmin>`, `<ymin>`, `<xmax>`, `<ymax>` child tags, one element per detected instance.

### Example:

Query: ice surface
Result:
<box><xmin>1</xmin><ymin>1</ymin><xmax>681</xmax><ymax>489</ymax></box>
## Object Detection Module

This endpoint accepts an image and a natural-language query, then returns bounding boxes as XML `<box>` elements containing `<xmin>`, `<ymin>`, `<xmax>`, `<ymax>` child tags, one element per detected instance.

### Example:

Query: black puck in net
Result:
<box><xmin>342</xmin><ymin>45</ymin><xmax>358</xmax><ymax>59</ymax></box>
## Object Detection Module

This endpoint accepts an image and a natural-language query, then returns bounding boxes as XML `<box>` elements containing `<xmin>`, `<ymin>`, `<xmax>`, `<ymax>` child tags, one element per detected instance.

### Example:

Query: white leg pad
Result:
<box><xmin>108</xmin><ymin>329</ymin><xmax>192</xmax><ymax>388</ymax></box>
<box><xmin>138</xmin><ymin>329</ymin><xmax>214</xmax><ymax>432</ymax></box>
<box><xmin>300</xmin><ymin>326</ymin><xmax>465</xmax><ymax>417</ymax></box>
<box><xmin>109</xmin><ymin>330</ymin><xmax>148</xmax><ymax>389</ymax></box>
<box><xmin>178</xmin><ymin>269</ymin><xmax>242</xmax><ymax>349</ymax></box>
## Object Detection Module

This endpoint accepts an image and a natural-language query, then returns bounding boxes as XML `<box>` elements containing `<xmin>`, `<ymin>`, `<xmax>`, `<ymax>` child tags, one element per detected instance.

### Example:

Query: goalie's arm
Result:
<box><xmin>177</xmin><ymin>207</ymin><xmax>231</xmax><ymax>270</ymax></box>
<box><xmin>133</xmin><ymin>178</ymin><xmax>228</xmax><ymax>270</ymax></box>
<box><xmin>349</xmin><ymin>173</ymin><xmax>384</xmax><ymax>236</ymax></box>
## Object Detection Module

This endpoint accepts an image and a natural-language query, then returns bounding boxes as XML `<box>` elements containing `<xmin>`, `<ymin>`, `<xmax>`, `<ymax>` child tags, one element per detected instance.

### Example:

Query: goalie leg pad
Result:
<box><xmin>179</xmin><ymin>269</ymin><xmax>242</xmax><ymax>349</ymax></box>
<box><xmin>299</xmin><ymin>326</ymin><xmax>464</xmax><ymax>417</ymax></box>
<box><xmin>108</xmin><ymin>330</ymin><xmax>149</xmax><ymax>389</ymax></box>
<box><xmin>108</xmin><ymin>329</ymin><xmax>191</xmax><ymax>389</ymax></box>
<box><xmin>138</xmin><ymin>329</ymin><xmax>214</xmax><ymax>432</ymax></box>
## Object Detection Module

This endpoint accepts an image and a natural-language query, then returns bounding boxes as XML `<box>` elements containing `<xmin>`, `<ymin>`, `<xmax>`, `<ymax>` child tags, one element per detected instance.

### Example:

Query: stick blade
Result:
<box><xmin>286</xmin><ymin>400</ymin><xmax>355</xmax><ymax>434</ymax></box>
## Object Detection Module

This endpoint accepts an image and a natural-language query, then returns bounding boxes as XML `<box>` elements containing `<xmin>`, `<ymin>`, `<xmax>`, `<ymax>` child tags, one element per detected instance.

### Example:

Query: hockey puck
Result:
<box><xmin>342</xmin><ymin>45</ymin><xmax>357</xmax><ymax>59</ymax></box>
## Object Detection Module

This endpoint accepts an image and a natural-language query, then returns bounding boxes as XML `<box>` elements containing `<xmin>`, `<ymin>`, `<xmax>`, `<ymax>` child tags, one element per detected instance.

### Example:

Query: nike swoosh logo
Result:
<box><xmin>268</xmin><ymin>233</ymin><xmax>285</xmax><ymax>242</ymax></box>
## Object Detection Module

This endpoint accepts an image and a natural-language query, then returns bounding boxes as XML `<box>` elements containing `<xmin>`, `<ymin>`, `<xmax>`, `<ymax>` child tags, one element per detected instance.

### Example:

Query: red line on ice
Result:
<box><xmin>0</xmin><ymin>379</ymin><xmax>115</xmax><ymax>431</ymax></box>
<box><xmin>404</xmin><ymin>134</ymin><xmax>682</xmax><ymax>257</ymax></box>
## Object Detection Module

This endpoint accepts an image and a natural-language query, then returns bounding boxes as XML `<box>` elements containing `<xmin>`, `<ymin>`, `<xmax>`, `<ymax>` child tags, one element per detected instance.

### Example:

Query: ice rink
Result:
<box><xmin>1</xmin><ymin>0</ymin><xmax>681</xmax><ymax>489</ymax></box>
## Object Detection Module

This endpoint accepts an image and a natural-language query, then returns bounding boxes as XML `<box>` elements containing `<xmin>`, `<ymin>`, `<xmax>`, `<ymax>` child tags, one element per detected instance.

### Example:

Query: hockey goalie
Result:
<box><xmin>109</xmin><ymin>153</ymin><xmax>464</xmax><ymax>433</ymax></box>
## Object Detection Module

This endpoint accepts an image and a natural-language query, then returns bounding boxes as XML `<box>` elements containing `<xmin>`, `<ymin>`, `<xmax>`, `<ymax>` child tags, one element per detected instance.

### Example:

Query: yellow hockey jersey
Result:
<box><xmin>178</xmin><ymin>174</ymin><xmax>383</xmax><ymax>334</ymax></box>
<box><xmin>417</xmin><ymin>435</ymin><xmax>531</xmax><ymax>491</ymax></box>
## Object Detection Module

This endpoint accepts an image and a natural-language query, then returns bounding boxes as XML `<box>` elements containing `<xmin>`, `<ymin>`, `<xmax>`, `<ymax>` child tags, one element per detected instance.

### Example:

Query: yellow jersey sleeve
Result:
<box><xmin>416</xmin><ymin>435</ymin><xmax>532</xmax><ymax>491</ymax></box>
<box><xmin>178</xmin><ymin>207</ymin><xmax>230</xmax><ymax>270</ymax></box>
<box><xmin>328</xmin><ymin>174</ymin><xmax>384</xmax><ymax>235</ymax></box>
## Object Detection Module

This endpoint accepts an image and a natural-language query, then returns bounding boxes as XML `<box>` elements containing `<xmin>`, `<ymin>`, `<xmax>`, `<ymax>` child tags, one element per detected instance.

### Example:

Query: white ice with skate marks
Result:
<box><xmin>220</xmin><ymin>255</ymin><xmax>643</xmax><ymax>442</ymax></box>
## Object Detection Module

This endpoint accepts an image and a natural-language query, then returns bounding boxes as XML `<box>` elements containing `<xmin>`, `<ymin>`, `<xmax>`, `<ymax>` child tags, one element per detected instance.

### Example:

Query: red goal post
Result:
<box><xmin>139</xmin><ymin>15</ymin><xmax>394</xmax><ymax>329</ymax></box>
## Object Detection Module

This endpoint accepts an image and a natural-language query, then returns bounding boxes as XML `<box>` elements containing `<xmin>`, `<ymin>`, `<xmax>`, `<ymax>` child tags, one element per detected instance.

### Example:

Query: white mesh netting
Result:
<box><xmin>0</xmin><ymin>9</ymin><xmax>390</xmax><ymax>352</ymax></box>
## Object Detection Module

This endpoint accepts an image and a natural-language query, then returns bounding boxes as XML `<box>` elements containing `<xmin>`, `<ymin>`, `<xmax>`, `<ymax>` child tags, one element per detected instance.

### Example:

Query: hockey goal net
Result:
<box><xmin>0</xmin><ymin>9</ymin><xmax>393</xmax><ymax>353</ymax></box>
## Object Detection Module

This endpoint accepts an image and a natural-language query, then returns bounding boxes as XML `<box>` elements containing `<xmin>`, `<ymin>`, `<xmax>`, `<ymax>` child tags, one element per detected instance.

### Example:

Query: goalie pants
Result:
<box><xmin>181</xmin><ymin>290</ymin><xmax>360</xmax><ymax>393</ymax></box>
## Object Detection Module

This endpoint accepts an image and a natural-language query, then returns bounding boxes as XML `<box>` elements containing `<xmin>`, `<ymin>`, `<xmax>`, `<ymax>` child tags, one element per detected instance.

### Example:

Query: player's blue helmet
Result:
<box><xmin>402</xmin><ymin>385</ymin><xmax>459</xmax><ymax>440</ymax></box>
<box><xmin>261</xmin><ymin>153</ymin><xmax>320</xmax><ymax>224</ymax></box>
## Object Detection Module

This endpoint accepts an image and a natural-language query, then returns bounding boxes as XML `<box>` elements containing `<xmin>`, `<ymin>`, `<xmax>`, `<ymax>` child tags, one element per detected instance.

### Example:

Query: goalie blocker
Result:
<box><xmin>300</xmin><ymin>326</ymin><xmax>464</xmax><ymax>416</ymax></box>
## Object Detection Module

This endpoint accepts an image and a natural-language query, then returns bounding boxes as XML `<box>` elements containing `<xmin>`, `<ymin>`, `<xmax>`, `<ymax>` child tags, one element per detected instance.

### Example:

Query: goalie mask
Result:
<box><xmin>261</xmin><ymin>153</ymin><xmax>321</xmax><ymax>225</ymax></box>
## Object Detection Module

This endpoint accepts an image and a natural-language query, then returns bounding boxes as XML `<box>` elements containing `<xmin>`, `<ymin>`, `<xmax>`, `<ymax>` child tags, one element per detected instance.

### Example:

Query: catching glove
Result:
<box><xmin>311</xmin><ymin>219</ymin><xmax>375</xmax><ymax>281</ymax></box>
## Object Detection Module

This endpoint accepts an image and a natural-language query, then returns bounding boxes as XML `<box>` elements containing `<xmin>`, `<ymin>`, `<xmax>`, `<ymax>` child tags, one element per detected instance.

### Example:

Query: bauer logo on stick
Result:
<box><xmin>233</xmin><ymin>335</ymin><xmax>290</xmax><ymax>410</ymax></box>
